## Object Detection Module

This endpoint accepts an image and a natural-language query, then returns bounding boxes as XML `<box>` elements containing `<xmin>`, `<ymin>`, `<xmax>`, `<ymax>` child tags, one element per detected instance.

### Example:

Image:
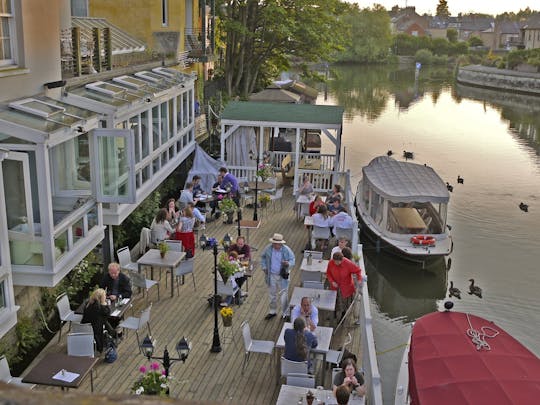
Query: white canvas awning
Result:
<box><xmin>363</xmin><ymin>156</ymin><xmax>449</xmax><ymax>203</ymax></box>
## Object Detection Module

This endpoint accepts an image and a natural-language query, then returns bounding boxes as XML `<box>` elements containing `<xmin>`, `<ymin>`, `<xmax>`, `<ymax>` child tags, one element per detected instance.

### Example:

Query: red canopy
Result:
<box><xmin>408</xmin><ymin>311</ymin><xmax>540</xmax><ymax>404</ymax></box>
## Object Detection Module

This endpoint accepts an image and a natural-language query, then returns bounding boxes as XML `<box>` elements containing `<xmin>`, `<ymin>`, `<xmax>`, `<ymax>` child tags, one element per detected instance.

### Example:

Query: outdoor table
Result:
<box><xmin>303</xmin><ymin>215</ymin><xmax>314</xmax><ymax>244</ymax></box>
<box><xmin>300</xmin><ymin>257</ymin><xmax>329</xmax><ymax>274</ymax></box>
<box><xmin>239</xmin><ymin>219</ymin><xmax>261</xmax><ymax>245</ymax></box>
<box><xmin>197</xmin><ymin>194</ymin><xmax>216</xmax><ymax>218</ymax></box>
<box><xmin>276</xmin><ymin>322</ymin><xmax>334</xmax><ymax>386</ymax></box>
<box><xmin>137</xmin><ymin>249</ymin><xmax>186</xmax><ymax>297</ymax></box>
<box><xmin>276</xmin><ymin>384</ymin><xmax>364</xmax><ymax>405</ymax></box>
<box><xmin>290</xmin><ymin>287</ymin><xmax>336</xmax><ymax>312</ymax></box>
<box><xmin>75</xmin><ymin>298</ymin><xmax>132</xmax><ymax>319</ymax></box>
<box><xmin>22</xmin><ymin>353</ymin><xmax>99</xmax><ymax>392</ymax></box>
<box><xmin>391</xmin><ymin>207</ymin><xmax>425</xmax><ymax>232</ymax></box>
<box><xmin>246</xmin><ymin>181</ymin><xmax>275</xmax><ymax>191</ymax></box>
<box><xmin>295</xmin><ymin>194</ymin><xmax>326</xmax><ymax>219</ymax></box>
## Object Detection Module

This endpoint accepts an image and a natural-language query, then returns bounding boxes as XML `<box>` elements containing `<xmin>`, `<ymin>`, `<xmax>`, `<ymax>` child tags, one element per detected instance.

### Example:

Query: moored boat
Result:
<box><xmin>355</xmin><ymin>156</ymin><xmax>452</xmax><ymax>263</ymax></box>
<box><xmin>395</xmin><ymin>308</ymin><xmax>540</xmax><ymax>404</ymax></box>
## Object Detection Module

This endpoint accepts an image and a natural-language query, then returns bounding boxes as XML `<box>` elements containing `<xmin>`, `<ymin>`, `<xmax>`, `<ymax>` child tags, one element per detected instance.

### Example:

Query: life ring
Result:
<box><xmin>410</xmin><ymin>235</ymin><xmax>436</xmax><ymax>246</ymax></box>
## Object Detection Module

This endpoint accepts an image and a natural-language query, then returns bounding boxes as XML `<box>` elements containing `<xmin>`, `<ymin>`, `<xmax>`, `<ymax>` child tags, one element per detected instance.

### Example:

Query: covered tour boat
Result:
<box><xmin>395</xmin><ymin>309</ymin><xmax>540</xmax><ymax>404</ymax></box>
<box><xmin>355</xmin><ymin>156</ymin><xmax>452</xmax><ymax>263</ymax></box>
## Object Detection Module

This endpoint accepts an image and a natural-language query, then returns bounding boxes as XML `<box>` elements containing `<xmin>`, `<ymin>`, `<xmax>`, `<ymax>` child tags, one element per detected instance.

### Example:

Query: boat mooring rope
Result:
<box><xmin>466</xmin><ymin>313</ymin><xmax>499</xmax><ymax>351</ymax></box>
<box><xmin>376</xmin><ymin>342</ymin><xmax>409</xmax><ymax>356</ymax></box>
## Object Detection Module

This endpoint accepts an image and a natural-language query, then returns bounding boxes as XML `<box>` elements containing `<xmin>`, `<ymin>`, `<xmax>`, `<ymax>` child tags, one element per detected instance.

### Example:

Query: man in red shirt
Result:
<box><xmin>326</xmin><ymin>252</ymin><xmax>362</xmax><ymax>320</ymax></box>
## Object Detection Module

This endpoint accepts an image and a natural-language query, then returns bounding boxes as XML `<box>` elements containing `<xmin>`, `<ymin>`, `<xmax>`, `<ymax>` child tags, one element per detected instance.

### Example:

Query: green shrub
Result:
<box><xmin>15</xmin><ymin>316</ymin><xmax>45</xmax><ymax>362</ymax></box>
<box><xmin>432</xmin><ymin>54</ymin><xmax>449</xmax><ymax>65</ymax></box>
<box><xmin>415</xmin><ymin>49</ymin><xmax>433</xmax><ymax>65</ymax></box>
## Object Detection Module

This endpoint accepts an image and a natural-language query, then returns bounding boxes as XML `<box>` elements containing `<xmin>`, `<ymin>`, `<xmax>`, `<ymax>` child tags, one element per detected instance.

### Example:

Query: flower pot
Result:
<box><xmin>224</xmin><ymin>211</ymin><xmax>234</xmax><ymax>224</ymax></box>
<box><xmin>221</xmin><ymin>315</ymin><xmax>232</xmax><ymax>327</ymax></box>
<box><xmin>160</xmin><ymin>251</ymin><xmax>166</xmax><ymax>258</ymax></box>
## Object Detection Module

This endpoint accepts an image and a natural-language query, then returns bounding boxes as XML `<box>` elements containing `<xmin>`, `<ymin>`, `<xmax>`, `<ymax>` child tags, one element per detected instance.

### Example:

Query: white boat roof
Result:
<box><xmin>362</xmin><ymin>156</ymin><xmax>449</xmax><ymax>203</ymax></box>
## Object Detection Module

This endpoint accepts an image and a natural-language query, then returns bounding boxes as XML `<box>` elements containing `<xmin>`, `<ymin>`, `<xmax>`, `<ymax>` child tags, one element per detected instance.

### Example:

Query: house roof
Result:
<box><xmin>523</xmin><ymin>16</ymin><xmax>540</xmax><ymax>30</ymax></box>
<box><xmin>248</xmin><ymin>88</ymin><xmax>301</xmax><ymax>103</ymax></box>
<box><xmin>72</xmin><ymin>17</ymin><xmax>146</xmax><ymax>55</ymax></box>
<box><xmin>221</xmin><ymin>101</ymin><xmax>343</xmax><ymax>127</ymax></box>
<box><xmin>497</xmin><ymin>20</ymin><xmax>521</xmax><ymax>35</ymax></box>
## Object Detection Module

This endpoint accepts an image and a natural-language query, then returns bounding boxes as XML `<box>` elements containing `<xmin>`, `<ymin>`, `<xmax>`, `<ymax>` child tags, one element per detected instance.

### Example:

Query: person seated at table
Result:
<box><xmin>336</xmin><ymin>384</ymin><xmax>352</xmax><ymax>405</ymax></box>
<box><xmin>291</xmin><ymin>297</ymin><xmax>318</xmax><ymax>331</ymax></box>
<box><xmin>326</xmin><ymin>252</ymin><xmax>362</xmax><ymax>321</ymax></box>
<box><xmin>210</xmin><ymin>174</ymin><xmax>223</xmax><ymax>218</ymax></box>
<box><xmin>218</xmin><ymin>167</ymin><xmax>240</xmax><ymax>207</ymax></box>
<box><xmin>332</xmin><ymin>358</ymin><xmax>366</xmax><ymax>398</ymax></box>
<box><xmin>298</xmin><ymin>175</ymin><xmax>314</xmax><ymax>195</ymax></box>
<box><xmin>177</xmin><ymin>182</ymin><xmax>198</xmax><ymax>211</ymax></box>
<box><xmin>331</xmin><ymin>237</ymin><xmax>350</xmax><ymax>259</ymax></box>
<box><xmin>341</xmin><ymin>247</ymin><xmax>353</xmax><ymax>261</ymax></box>
<box><xmin>175</xmin><ymin>205</ymin><xmax>196</xmax><ymax>257</ymax></box>
<box><xmin>166</xmin><ymin>198</ymin><xmax>180</xmax><ymax>227</ymax></box>
<box><xmin>327</xmin><ymin>197</ymin><xmax>346</xmax><ymax>217</ymax></box>
<box><xmin>309</xmin><ymin>194</ymin><xmax>325</xmax><ymax>216</ymax></box>
<box><xmin>100</xmin><ymin>262</ymin><xmax>132</xmax><ymax>303</ymax></box>
<box><xmin>311</xmin><ymin>205</ymin><xmax>333</xmax><ymax>249</ymax></box>
<box><xmin>284</xmin><ymin>317</ymin><xmax>318</xmax><ymax>369</ymax></box>
<box><xmin>150</xmin><ymin>208</ymin><xmax>176</xmax><ymax>244</ymax></box>
<box><xmin>327</xmin><ymin>184</ymin><xmax>344</xmax><ymax>204</ymax></box>
<box><xmin>332</xmin><ymin>209</ymin><xmax>353</xmax><ymax>228</ymax></box>
<box><xmin>187</xmin><ymin>202</ymin><xmax>206</xmax><ymax>229</ymax></box>
<box><xmin>228</xmin><ymin>236</ymin><xmax>251</xmax><ymax>261</ymax></box>
<box><xmin>191</xmin><ymin>175</ymin><xmax>204</xmax><ymax>199</ymax></box>
<box><xmin>81</xmin><ymin>288</ymin><xmax>115</xmax><ymax>353</ymax></box>
<box><xmin>227</xmin><ymin>251</ymin><xmax>247</xmax><ymax>303</ymax></box>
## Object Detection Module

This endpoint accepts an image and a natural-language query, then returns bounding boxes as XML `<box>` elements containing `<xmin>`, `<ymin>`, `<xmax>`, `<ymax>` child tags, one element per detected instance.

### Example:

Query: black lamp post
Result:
<box><xmin>237</xmin><ymin>207</ymin><xmax>242</xmax><ymax>237</ymax></box>
<box><xmin>200</xmin><ymin>236</ymin><xmax>222</xmax><ymax>353</ymax></box>
<box><xmin>140</xmin><ymin>335</ymin><xmax>191</xmax><ymax>378</ymax></box>
<box><xmin>249</xmin><ymin>150</ymin><xmax>260</xmax><ymax>221</ymax></box>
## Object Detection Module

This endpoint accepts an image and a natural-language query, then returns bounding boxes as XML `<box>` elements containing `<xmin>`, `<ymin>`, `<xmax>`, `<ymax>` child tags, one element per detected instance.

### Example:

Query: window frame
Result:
<box><xmin>0</xmin><ymin>0</ymin><xmax>16</xmax><ymax>67</ymax></box>
<box><xmin>161</xmin><ymin>0</ymin><xmax>168</xmax><ymax>27</ymax></box>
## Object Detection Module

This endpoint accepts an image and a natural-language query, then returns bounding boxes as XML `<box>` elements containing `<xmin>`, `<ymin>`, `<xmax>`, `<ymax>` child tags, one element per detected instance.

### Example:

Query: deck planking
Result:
<box><xmin>24</xmin><ymin>187</ymin><xmax>363</xmax><ymax>403</ymax></box>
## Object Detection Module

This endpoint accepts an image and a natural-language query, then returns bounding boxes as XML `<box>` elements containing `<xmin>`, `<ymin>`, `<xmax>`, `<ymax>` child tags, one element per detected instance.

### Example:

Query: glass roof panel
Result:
<box><xmin>69</xmin><ymin>87</ymin><xmax>128</xmax><ymax>107</ymax></box>
<box><xmin>35</xmin><ymin>97</ymin><xmax>97</xmax><ymax>119</ymax></box>
<box><xmin>0</xmin><ymin>131</ymin><xmax>34</xmax><ymax>144</ymax></box>
<box><xmin>135</xmin><ymin>71</ymin><xmax>177</xmax><ymax>86</ymax></box>
<box><xmin>0</xmin><ymin>109</ymin><xmax>67</xmax><ymax>132</ymax></box>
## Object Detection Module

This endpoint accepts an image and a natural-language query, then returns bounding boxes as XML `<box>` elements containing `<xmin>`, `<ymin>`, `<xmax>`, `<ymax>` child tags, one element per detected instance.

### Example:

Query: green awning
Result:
<box><xmin>221</xmin><ymin>101</ymin><xmax>343</xmax><ymax>126</ymax></box>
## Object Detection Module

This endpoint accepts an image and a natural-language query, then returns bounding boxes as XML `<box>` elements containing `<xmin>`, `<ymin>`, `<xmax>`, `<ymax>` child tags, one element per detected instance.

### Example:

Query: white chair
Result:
<box><xmin>312</xmin><ymin>225</ymin><xmax>331</xmax><ymax>250</ymax></box>
<box><xmin>56</xmin><ymin>293</ymin><xmax>83</xmax><ymax>342</ymax></box>
<box><xmin>281</xmin><ymin>356</ymin><xmax>308</xmax><ymax>381</ymax></box>
<box><xmin>301</xmin><ymin>270</ymin><xmax>322</xmax><ymax>283</ymax></box>
<box><xmin>303</xmin><ymin>250</ymin><xmax>323</xmax><ymax>260</ymax></box>
<box><xmin>326</xmin><ymin>332</ymin><xmax>352</xmax><ymax>369</ymax></box>
<box><xmin>334</xmin><ymin>227</ymin><xmax>353</xmax><ymax>242</ymax></box>
<box><xmin>164</xmin><ymin>239</ymin><xmax>183</xmax><ymax>284</ymax></box>
<box><xmin>119</xmin><ymin>304</ymin><xmax>152</xmax><ymax>354</ymax></box>
<box><xmin>72</xmin><ymin>323</ymin><xmax>94</xmax><ymax>334</ymax></box>
<box><xmin>67</xmin><ymin>332</ymin><xmax>95</xmax><ymax>357</ymax></box>
<box><xmin>128</xmin><ymin>270</ymin><xmax>160</xmax><ymax>304</ymax></box>
<box><xmin>175</xmin><ymin>258</ymin><xmax>196</xmax><ymax>292</ymax></box>
<box><xmin>331</xmin><ymin>367</ymin><xmax>342</xmax><ymax>387</ymax></box>
<box><xmin>117</xmin><ymin>246</ymin><xmax>138</xmax><ymax>273</ymax></box>
<box><xmin>303</xmin><ymin>280</ymin><xmax>325</xmax><ymax>290</ymax></box>
<box><xmin>269</xmin><ymin>187</ymin><xmax>284</xmax><ymax>210</ymax></box>
<box><xmin>241</xmin><ymin>321</ymin><xmax>275</xmax><ymax>374</ymax></box>
<box><xmin>0</xmin><ymin>356</ymin><xmax>35</xmax><ymax>389</ymax></box>
<box><xmin>287</xmin><ymin>372</ymin><xmax>316</xmax><ymax>388</ymax></box>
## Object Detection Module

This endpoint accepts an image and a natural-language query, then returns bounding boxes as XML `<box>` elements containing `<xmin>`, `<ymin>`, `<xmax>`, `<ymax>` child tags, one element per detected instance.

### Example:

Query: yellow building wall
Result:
<box><xmin>88</xmin><ymin>0</ymin><xmax>201</xmax><ymax>55</ymax></box>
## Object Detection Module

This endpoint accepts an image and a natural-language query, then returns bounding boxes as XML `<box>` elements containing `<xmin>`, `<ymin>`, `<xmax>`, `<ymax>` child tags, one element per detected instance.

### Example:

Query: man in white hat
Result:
<box><xmin>261</xmin><ymin>233</ymin><xmax>296</xmax><ymax>320</ymax></box>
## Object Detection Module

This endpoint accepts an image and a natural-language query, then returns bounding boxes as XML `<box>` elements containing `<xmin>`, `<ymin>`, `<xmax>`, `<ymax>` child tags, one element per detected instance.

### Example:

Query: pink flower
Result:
<box><xmin>150</xmin><ymin>362</ymin><xmax>160</xmax><ymax>371</ymax></box>
<box><xmin>162</xmin><ymin>370</ymin><xmax>167</xmax><ymax>376</ymax></box>
<box><xmin>139</xmin><ymin>365</ymin><xmax>147</xmax><ymax>373</ymax></box>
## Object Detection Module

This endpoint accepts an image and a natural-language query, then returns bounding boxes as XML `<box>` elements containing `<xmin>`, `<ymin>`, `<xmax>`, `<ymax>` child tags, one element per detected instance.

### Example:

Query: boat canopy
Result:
<box><xmin>408</xmin><ymin>311</ymin><xmax>540</xmax><ymax>405</ymax></box>
<box><xmin>363</xmin><ymin>156</ymin><xmax>449</xmax><ymax>203</ymax></box>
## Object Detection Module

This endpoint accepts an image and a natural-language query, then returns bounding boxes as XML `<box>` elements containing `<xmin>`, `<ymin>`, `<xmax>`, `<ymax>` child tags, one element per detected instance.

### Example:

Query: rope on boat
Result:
<box><xmin>376</xmin><ymin>342</ymin><xmax>409</xmax><ymax>356</ymax></box>
<box><xmin>465</xmin><ymin>313</ymin><xmax>499</xmax><ymax>351</ymax></box>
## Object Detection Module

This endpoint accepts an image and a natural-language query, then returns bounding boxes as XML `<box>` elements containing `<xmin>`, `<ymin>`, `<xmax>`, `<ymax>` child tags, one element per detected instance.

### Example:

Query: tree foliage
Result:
<box><xmin>216</xmin><ymin>0</ymin><xmax>346</xmax><ymax>98</ymax></box>
<box><xmin>394</xmin><ymin>33</ymin><xmax>468</xmax><ymax>57</ymax></box>
<box><xmin>468</xmin><ymin>36</ymin><xmax>484</xmax><ymax>47</ymax></box>
<box><xmin>337</xmin><ymin>4</ymin><xmax>392</xmax><ymax>63</ymax></box>
<box><xmin>446</xmin><ymin>28</ymin><xmax>457</xmax><ymax>43</ymax></box>
<box><xmin>436</xmin><ymin>0</ymin><xmax>450</xmax><ymax>18</ymax></box>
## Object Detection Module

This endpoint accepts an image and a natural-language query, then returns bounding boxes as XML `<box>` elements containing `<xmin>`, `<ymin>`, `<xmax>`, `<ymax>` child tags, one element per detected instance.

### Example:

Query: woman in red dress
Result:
<box><xmin>174</xmin><ymin>206</ymin><xmax>196</xmax><ymax>256</ymax></box>
<box><xmin>326</xmin><ymin>251</ymin><xmax>362</xmax><ymax>319</ymax></box>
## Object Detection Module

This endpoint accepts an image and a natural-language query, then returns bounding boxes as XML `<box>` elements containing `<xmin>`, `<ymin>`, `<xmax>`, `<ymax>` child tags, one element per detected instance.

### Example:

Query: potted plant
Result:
<box><xmin>256</xmin><ymin>163</ymin><xmax>274</xmax><ymax>181</ymax></box>
<box><xmin>217</xmin><ymin>252</ymin><xmax>239</xmax><ymax>283</ymax></box>
<box><xmin>158</xmin><ymin>241</ymin><xmax>169</xmax><ymax>258</ymax></box>
<box><xmin>219</xmin><ymin>305</ymin><xmax>234</xmax><ymax>327</ymax></box>
<box><xmin>258</xmin><ymin>193</ymin><xmax>271</xmax><ymax>207</ymax></box>
<box><xmin>218</xmin><ymin>197</ymin><xmax>237</xmax><ymax>224</ymax></box>
<box><xmin>132</xmin><ymin>363</ymin><xmax>169</xmax><ymax>396</ymax></box>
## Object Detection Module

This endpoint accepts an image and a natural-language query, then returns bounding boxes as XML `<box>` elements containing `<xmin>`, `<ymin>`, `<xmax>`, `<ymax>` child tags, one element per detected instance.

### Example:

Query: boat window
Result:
<box><xmin>386</xmin><ymin>201</ymin><xmax>444</xmax><ymax>235</ymax></box>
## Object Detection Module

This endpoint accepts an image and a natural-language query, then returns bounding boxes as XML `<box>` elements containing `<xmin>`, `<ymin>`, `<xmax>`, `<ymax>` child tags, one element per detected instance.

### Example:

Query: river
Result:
<box><xmin>317</xmin><ymin>64</ymin><xmax>540</xmax><ymax>403</ymax></box>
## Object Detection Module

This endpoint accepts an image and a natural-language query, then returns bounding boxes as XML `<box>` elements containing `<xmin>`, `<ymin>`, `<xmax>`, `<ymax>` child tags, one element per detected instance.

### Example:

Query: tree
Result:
<box><xmin>446</xmin><ymin>28</ymin><xmax>457</xmax><ymax>43</ymax></box>
<box><xmin>436</xmin><ymin>0</ymin><xmax>450</xmax><ymax>18</ymax></box>
<box><xmin>468</xmin><ymin>36</ymin><xmax>484</xmax><ymax>47</ymax></box>
<box><xmin>216</xmin><ymin>0</ymin><xmax>346</xmax><ymax>98</ymax></box>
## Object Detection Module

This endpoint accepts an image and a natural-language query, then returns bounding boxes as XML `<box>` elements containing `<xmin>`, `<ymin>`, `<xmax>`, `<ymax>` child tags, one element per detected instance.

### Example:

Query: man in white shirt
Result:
<box><xmin>178</xmin><ymin>182</ymin><xmax>198</xmax><ymax>210</ymax></box>
<box><xmin>331</xmin><ymin>237</ymin><xmax>349</xmax><ymax>258</ymax></box>
<box><xmin>291</xmin><ymin>296</ymin><xmax>318</xmax><ymax>331</ymax></box>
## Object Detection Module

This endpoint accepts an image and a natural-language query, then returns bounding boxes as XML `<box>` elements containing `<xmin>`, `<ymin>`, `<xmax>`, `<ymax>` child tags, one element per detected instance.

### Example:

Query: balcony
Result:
<box><xmin>184</xmin><ymin>28</ymin><xmax>215</xmax><ymax>63</ymax></box>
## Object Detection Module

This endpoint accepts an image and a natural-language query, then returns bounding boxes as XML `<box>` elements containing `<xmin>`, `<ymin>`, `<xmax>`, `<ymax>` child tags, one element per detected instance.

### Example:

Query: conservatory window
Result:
<box><xmin>0</xmin><ymin>0</ymin><xmax>15</xmax><ymax>66</ymax></box>
<box><xmin>52</xmin><ymin>134</ymin><xmax>91</xmax><ymax>193</ymax></box>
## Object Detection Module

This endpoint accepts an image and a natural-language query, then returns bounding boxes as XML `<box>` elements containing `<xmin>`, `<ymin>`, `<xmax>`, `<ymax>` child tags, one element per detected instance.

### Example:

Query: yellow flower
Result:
<box><xmin>220</xmin><ymin>306</ymin><xmax>234</xmax><ymax>318</ymax></box>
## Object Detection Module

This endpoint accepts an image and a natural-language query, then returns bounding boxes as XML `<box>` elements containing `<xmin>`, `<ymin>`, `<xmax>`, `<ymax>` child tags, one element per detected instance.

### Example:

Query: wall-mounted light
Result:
<box><xmin>44</xmin><ymin>80</ymin><xmax>67</xmax><ymax>89</ymax></box>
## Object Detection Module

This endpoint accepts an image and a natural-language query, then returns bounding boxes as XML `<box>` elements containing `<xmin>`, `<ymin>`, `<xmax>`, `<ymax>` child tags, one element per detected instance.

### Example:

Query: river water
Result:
<box><xmin>318</xmin><ymin>64</ymin><xmax>540</xmax><ymax>403</ymax></box>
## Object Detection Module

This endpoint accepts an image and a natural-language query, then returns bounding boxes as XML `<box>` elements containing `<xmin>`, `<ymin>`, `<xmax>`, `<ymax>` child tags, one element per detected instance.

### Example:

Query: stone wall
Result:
<box><xmin>457</xmin><ymin>65</ymin><xmax>540</xmax><ymax>95</ymax></box>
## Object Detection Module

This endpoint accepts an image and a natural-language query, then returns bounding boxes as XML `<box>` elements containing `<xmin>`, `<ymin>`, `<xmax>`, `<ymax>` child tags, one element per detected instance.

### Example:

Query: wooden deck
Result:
<box><xmin>25</xmin><ymin>188</ymin><xmax>363</xmax><ymax>403</ymax></box>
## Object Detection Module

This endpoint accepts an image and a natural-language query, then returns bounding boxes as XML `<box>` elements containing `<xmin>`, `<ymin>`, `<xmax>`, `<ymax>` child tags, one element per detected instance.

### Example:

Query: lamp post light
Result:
<box><xmin>200</xmin><ymin>236</ymin><xmax>222</xmax><ymax>353</ymax></box>
<box><xmin>140</xmin><ymin>335</ymin><xmax>191</xmax><ymax>378</ymax></box>
<box><xmin>249</xmin><ymin>150</ymin><xmax>260</xmax><ymax>221</ymax></box>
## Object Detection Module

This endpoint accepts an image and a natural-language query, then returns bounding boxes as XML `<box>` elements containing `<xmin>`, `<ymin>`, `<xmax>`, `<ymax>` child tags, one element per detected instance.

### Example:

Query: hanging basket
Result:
<box><xmin>221</xmin><ymin>315</ymin><xmax>232</xmax><ymax>327</ymax></box>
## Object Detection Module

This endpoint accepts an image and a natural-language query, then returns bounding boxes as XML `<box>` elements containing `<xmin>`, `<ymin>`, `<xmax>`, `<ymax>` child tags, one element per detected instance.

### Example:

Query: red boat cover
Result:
<box><xmin>408</xmin><ymin>311</ymin><xmax>540</xmax><ymax>404</ymax></box>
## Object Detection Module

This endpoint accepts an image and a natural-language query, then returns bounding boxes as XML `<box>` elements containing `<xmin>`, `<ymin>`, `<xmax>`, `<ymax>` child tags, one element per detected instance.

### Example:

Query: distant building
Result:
<box><xmin>390</xmin><ymin>7</ymin><xmax>428</xmax><ymax>37</ymax></box>
<box><xmin>522</xmin><ymin>16</ymin><xmax>540</xmax><ymax>50</ymax></box>
<box><xmin>493</xmin><ymin>20</ymin><xmax>523</xmax><ymax>50</ymax></box>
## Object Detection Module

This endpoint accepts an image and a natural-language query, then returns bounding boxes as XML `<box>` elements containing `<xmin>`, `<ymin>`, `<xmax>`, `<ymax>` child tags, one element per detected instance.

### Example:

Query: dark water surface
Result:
<box><xmin>317</xmin><ymin>64</ymin><xmax>540</xmax><ymax>403</ymax></box>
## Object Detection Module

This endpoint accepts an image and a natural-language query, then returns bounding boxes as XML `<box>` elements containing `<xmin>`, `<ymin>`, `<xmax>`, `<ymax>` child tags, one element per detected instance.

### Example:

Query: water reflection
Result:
<box><xmin>365</xmin><ymin>250</ymin><xmax>448</xmax><ymax>323</ymax></box>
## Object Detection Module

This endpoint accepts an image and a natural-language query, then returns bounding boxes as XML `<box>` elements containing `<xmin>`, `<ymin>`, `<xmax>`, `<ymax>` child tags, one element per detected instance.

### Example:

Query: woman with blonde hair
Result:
<box><xmin>81</xmin><ymin>288</ymin><xmax>114</xmax><ymax>353</ymax></box>
<box><xmin>175</xmin><ymin>205</ymin><xmax>196</xmax><ymax>256</ymax></box>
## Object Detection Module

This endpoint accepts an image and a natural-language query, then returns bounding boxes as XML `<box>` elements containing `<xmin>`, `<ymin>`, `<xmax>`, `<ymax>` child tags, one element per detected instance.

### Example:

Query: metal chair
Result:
<box><xmin>0</xmin><ymin>355</ymin><xmax>35</xmax><ymax>389</ymax></box>
<box><xmin>174</xmin><ymin>258</ymin><xmax>196</xmax><ymax>293</ymax></box>
<box><xmin>164</xmin><ymin>239</ymin><xmax>183</xmax><ymax>285</ymax></box>
<box><xmin>56</xmin><ymin>293</ymin><xmax>83</xmax><ymax>342</ymax></box>
<box><xmin>326</xmin><ymin>332</ymin><xmax>352</xmax><ymax>369</ymax></box>
<box><xmin>280</xmin><ymin>356</ymin><xmax>308</xmax><ymax>381</ymax></box>
<box><xmin>312</xmin><ymin>225</ymin><xmax>331</xmax><ymax>251</ymax></box>
<box><xmin>117</xmin><ymin>246</ymin><xmax>138</xmax><ymax>272</ymax></box>
<box><xmin>241</xmin><ymin>321</ymin><xmax>275</xmax><ymax>374</ymax></box>
<box><xmin>301</xmin><ymin>270</ymin><xmax>322</xmax><ymax>283</ymax></box>
<box><xmin>287</xmin><ymin>372</ymin><xmax>316</xmax><ymax>388</ymax></box>
<box><xmin>128</xmin><ymin>269</ymin><xmax>160</xmax><ymax>304</ymax></box>
<box><xmin>334</xmin><ymin>227</ymin><xmax>353</xmax><ymax>242</ymax></box>
<box><xmin>67</xmin><ymin>332</ymin><xmax>95</xmax><ymax>357</ymax></box>
<box><xmin>269</xmin><ymin>187</ymin><xmax>284</xmax><ymax>210</ymax></box>
<box><xmin>302</xmin><ymin>280</ymin><xmax>325</xmax><ymax>290</ymax></box>
<box><xmin>331</xmin><ymin>367</ymin><xmax>342</xmax><ymax>387</ymax></box>
<box><xmin>118</xmin><ymin>303</ymin><xmax>152</xmax><ymax>354</ymax></box>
